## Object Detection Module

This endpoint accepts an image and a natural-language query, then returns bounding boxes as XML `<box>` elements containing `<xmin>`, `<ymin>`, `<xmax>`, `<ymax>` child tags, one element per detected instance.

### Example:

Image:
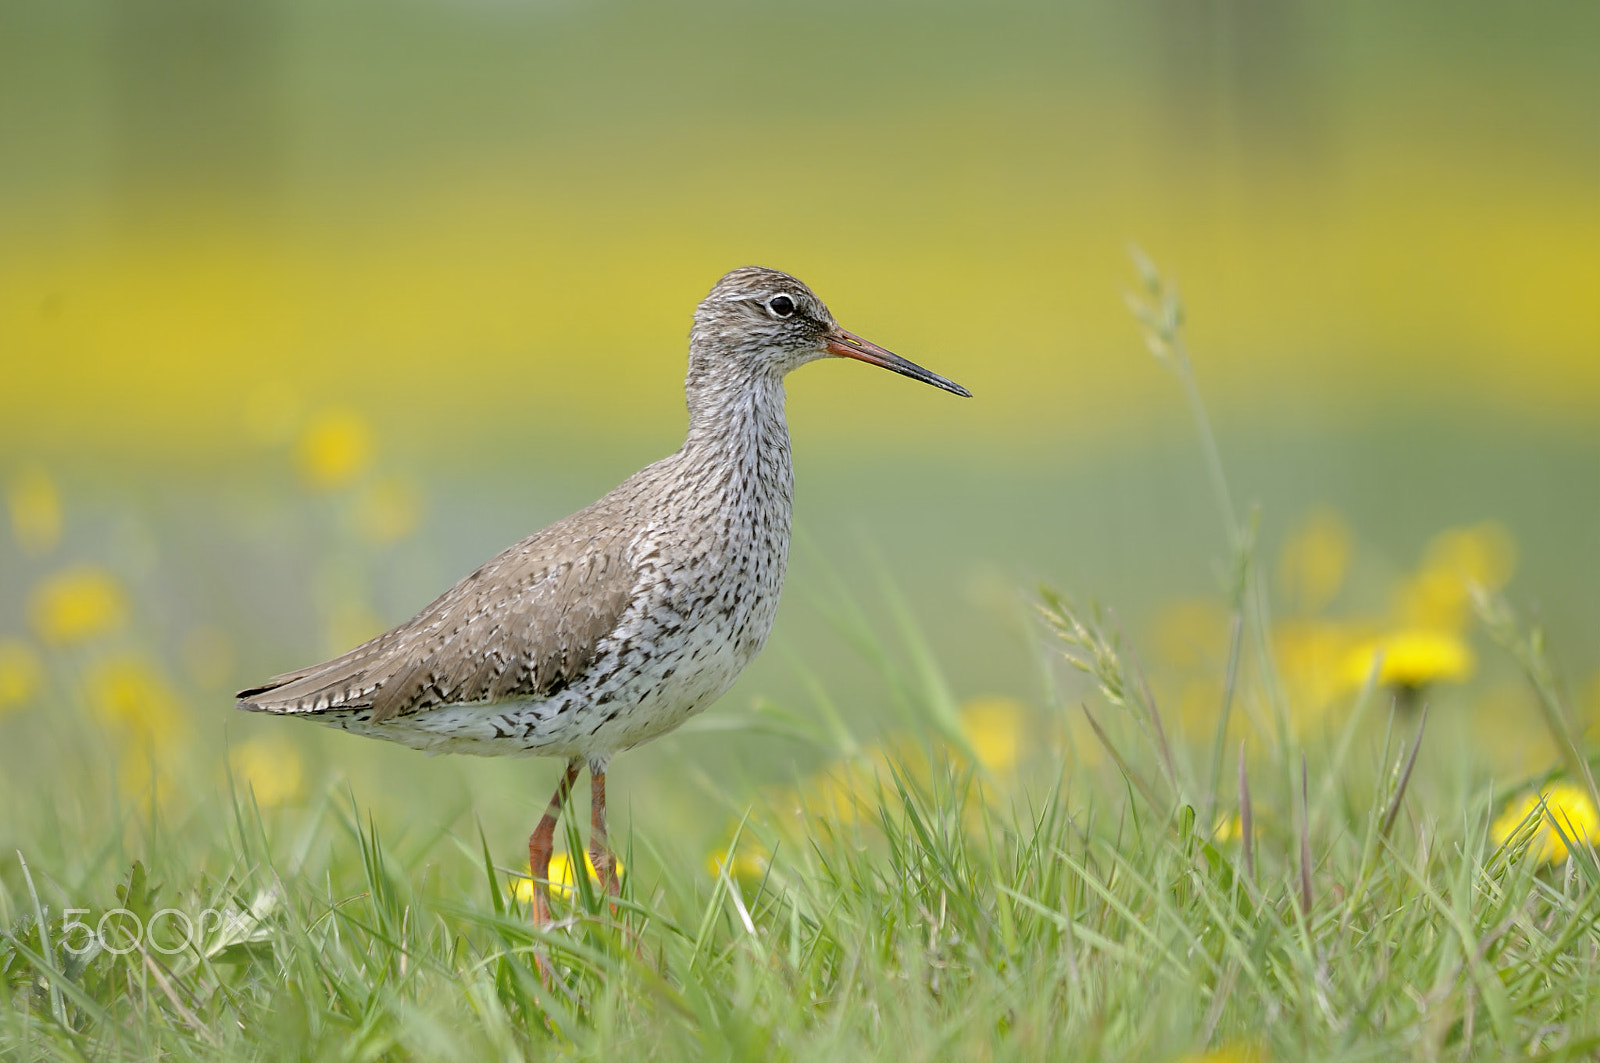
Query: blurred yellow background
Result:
<box><xmin>0</xmin><ymin>0</ymin><xmax>1597</xmax><ymax>842</ymax></box>
<box><xmin>3</xmin><ymin>1</ymin><xmax>1595</xmax><ymax>464</ymax></box>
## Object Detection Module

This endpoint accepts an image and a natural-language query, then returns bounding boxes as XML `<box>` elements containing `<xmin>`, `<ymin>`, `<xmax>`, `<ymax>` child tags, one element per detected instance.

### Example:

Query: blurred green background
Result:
<box><xmin>0</xmin><ymin>0</ymin><xmax>1596</xmax><ymax>858</ymax></box>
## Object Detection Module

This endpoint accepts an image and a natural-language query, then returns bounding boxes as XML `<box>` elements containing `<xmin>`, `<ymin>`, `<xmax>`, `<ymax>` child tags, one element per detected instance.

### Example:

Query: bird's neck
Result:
<box><xmin>680</xmin><ymin>366</ymin><xmax>793</xmax><ymax>501</ymax></box>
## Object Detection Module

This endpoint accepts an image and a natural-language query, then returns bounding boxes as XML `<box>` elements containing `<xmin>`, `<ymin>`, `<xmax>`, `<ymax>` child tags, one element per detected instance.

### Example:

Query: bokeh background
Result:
<box><xmin>1</xmin><ymin>0</ymin><xmax>1596</xmax><ymax>862</ymax></box>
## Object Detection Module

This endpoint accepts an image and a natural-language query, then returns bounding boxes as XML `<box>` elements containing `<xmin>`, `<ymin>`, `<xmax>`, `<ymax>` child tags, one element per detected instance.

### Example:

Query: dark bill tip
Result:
<box><xmin>824</xmin><ymin>328</ymin><xmax>972</xmax><ymax>398</ymax></box>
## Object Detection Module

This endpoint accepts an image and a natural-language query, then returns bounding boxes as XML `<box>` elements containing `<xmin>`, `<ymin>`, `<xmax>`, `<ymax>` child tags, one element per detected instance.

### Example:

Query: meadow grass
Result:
<box><xmin>5</xmin><ymin>263</ymin><xmax>1600</xmax><ymax>1061</ymax></box>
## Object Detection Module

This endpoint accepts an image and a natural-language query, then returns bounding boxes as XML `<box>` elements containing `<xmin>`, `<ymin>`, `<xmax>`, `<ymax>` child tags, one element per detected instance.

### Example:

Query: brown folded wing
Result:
<box><xmin>235</xmin><ymin>516</ymin><xmax>637</xmax><ymax>723</ymax></box>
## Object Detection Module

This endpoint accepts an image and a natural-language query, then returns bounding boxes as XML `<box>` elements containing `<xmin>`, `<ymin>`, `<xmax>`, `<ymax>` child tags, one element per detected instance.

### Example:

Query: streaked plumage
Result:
<box><xmin>236</xmin><ymin>265</ymin><xmax>968</xmax><ymax>928</ymax></box>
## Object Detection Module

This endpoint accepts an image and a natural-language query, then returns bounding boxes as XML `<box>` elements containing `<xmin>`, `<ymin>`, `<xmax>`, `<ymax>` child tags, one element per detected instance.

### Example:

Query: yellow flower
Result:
<box><xmin>1393</xmin><ymin>567</ymin><xmax>1474</xmax><ymax>633</ymax></box>
<box><xmin>1424</xmin><ymin>522</ymin><xmax>1516</xmax><ymax>592</ymax></box>
<box><xmin>769</xmin><ymin>721</ymin><xmax>1024</xmax><ymax>836</ymax></box>
<box><xmin>0</xmin><ymin>639</ymin><xmax>45</xmax><ymax>713</ymax></box>
<box><xmin>353</xmin><ymin>474</ymin><xmax>422</xmax><ymax>544</ymax></box>
<box><xmin>706</xmin><ymin>839</ymin><xmax>772</xmax><ymax>884</ymax></box>
<box><xmin>1275</xmin><ymin>619</ymin><xmax>1363</xmax><ymax>713</ymax></box>
<box><xmin>959</xmin><ymin>696</ymin><xmax>1026</xmax><ymax>774</ymax></box>
<box><xmin>1211</xmin><ymin>813</ymin><xmax>1244</xmax><ymax>844</ymax></box>
<box><xmin>7</xmin><ymin>465</ymin><xmax>62</xmax><ymax>557</ymax></box>
<box><xmin>1342</xmin><ymin>628</ymin><xmax>1473</xmax><ymax>690</ymax></box>
<box><xmin>28</xmin><ymin>565</ymin><xmax>127</xmax><ymax>645</ymax></box>
<box><xmin>795</xmin><ymin>761</ymin><xmax>879</xmax><ymax>827</ymax></box>
<box><xmin>228</xmin><ymin>736</ymin><xmax>305</xmax><ymax>807</ymax></box>
<box><xmin>1395</xmin><ymin>523</ymin><xmax>1517</xmax><ymax>631</ymax></box>
<box><xmin>295</xmin><ymin>407</ymin><xmax>374</xmax><ymax>490</ymax></box>
<box><xmin>762</xmin><ymin>750</ymin><xmax>886</xmax><ymax>832</ymax></box>
<box><xmin>1277</xmin><ymin>507</ymin><xmax>1352</xmax><ymax>614</ymax></box>
<box><xmin>509</xmin><ymin>850</ymin><xmax>623</xmax><ymax>903</ymax></box>
<box><xmin>1493</xmin><ymin>782</ymin><xmax>1599</xmax><ymax>864</ymax></box>
<box><xmin>88</xmin><ymin>654</ymin><xmax>183</xmax><ymax>747</ymax></box>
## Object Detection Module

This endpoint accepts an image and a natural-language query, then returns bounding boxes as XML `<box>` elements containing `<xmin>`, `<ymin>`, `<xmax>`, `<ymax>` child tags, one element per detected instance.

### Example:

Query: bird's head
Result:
<box><xmin>688</xmin><ymin>266</ymin><xmax>970</xmax><ymax>398</ymax></box>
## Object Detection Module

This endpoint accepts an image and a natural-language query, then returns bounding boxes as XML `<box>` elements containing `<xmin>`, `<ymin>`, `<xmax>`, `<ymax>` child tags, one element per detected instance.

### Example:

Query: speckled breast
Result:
<box><xmin>332</xmin><ymin>439</ymin><xmax>794</xmax><ymax>760</ymax></box>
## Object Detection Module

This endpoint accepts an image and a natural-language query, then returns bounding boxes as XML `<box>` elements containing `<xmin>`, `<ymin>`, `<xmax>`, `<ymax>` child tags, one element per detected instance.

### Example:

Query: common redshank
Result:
<box><xmin>236</xmin><ymin>266</ymin><xmax>969</xmax><ymax>925</ymax></box>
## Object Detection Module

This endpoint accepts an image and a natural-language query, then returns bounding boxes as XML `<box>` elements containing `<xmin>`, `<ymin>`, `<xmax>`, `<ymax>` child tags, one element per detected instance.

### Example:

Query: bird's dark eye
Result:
<box><xmin>768</xmin><ymin>294</ymin><xmax>796</xmax><ymax>318</ymax></box>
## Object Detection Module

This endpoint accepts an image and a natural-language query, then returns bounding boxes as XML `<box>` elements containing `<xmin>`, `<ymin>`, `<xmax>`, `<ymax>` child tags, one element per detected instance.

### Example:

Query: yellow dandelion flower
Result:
<box><xmin>1275</xmin><ymin>619</ymin><xmax>1362</xmax><ymax>712</ymax></box>
<box><xmin>545</xmin><ymin>853</ymin><xmax>586</xmax><ymax>900</ymax></box>
<box><xmin>7</xmin><ymin>465</ymin><xmax>62</xmax><ymax>557</ymax></box>
<box><xmin>1342</xmin><ymin>628</ymin><xmax>1473</xmax><ymax>691</ymax></box>
<box><xmin>508</xmin><ymin>874</ymin><xmax>539</xmax><ymax>905</ymax></box>
<box><xmin>509</xmin><ymin>851</ymin><xmax>623</xmax><ymax>903</ymax></box>
<box><xmin>0</xmin><ymin>639</ymin><xmax>45</xmax><ymax>713</ymax></box>
<box><xmin>353</xmin><ymin>474</ymin><xmax>423</xmax><ymax>544</ymax></box>
<box><xmin>1423</xmin><ymin>522</ymin><xmax>1516</xmax><ymax>592</ymax></box>
<box><xmin>295</xmin><ymin>407</ymin><xmax>374</xmax><ymax>491</ymax></box>
<box><xmin>800</xmin><ymin>757</ymin><xmax>884</xmax><ymax>826</ymax></box>
<box><xmin>88</xmin><ymin>654</ymin><xmax>183</xmax><ymax>747</ymax></box>
<box><xmin>1395</xmin><ymin>523</ymin><xmax>1517</xmax><ymax>631</ymax></box>
<box><xmin>1277</xmin><ymin>507</ymin><xmax>1351</xmax><ymax>614</ymax></box>
<box><xmin>706</xmin><ymin>839</ymin><xmax>772</xmax><ymax>884</ymax></box>
<box><xmin>28</xmin><ymin>565</ymin><xmax>127</xmax><ymax>645</ymax></box>
<box><xmin>1211</xmin><ymin>813</ymin><xmax>1244</xmax><ymax>844</ymax></box>
<box><xmin>958</xmin><ymin>696</ymin><xmax>1026</xmax><ymax>774</ymax></box>
<box><xmin>228</xmin><ymin>736</ymin><xmax>305</xmax><ymax>808</ymax></box>
<box><xmin>1493</xmin><ymin>782</ymin><xmax>1599</xmax><ymax>864</ymax></box>
<box><xmin>1393</xmin><ymin>567</ymin><xmax>1474</xmax><ymax>633</ymax></box>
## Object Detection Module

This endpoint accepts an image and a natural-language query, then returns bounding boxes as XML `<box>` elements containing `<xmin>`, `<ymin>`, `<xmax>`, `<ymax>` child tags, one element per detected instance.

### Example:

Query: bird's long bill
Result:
<box><xmin>825</xmin><ymin>327</ymin><xmax>972</xmax><ymax>398</ymax></box>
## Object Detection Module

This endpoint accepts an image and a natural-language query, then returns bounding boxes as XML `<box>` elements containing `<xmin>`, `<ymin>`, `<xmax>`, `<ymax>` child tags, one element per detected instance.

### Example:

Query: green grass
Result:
<box><xmin>6</xmin><ymin>660</ymin><xmax>1600</xmax><ymax>1062</ymax></box>
<box><xmin>5</xmin><ymin>261</ymin><xmax>1600</xmax><ymax>1061</ymax></box>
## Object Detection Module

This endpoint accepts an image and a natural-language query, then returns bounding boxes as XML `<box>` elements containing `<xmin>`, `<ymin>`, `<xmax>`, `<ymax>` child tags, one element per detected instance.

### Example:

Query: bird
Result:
<box><xmin>235</xmin><ymin>266</ymin><xmax>970</xmax><ymax>927</ymax></box>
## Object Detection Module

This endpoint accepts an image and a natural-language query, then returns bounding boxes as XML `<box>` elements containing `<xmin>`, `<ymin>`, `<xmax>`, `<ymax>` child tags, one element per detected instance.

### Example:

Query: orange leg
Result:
<box><xmin>588</xmin><ymin>760</ymin><xmax>621</xmax><ymax>898</ymax></box>
<box><xmin>527</xmin><ymin>758</ymin><xmax>582</xmax><ymax>926</ymax></box>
